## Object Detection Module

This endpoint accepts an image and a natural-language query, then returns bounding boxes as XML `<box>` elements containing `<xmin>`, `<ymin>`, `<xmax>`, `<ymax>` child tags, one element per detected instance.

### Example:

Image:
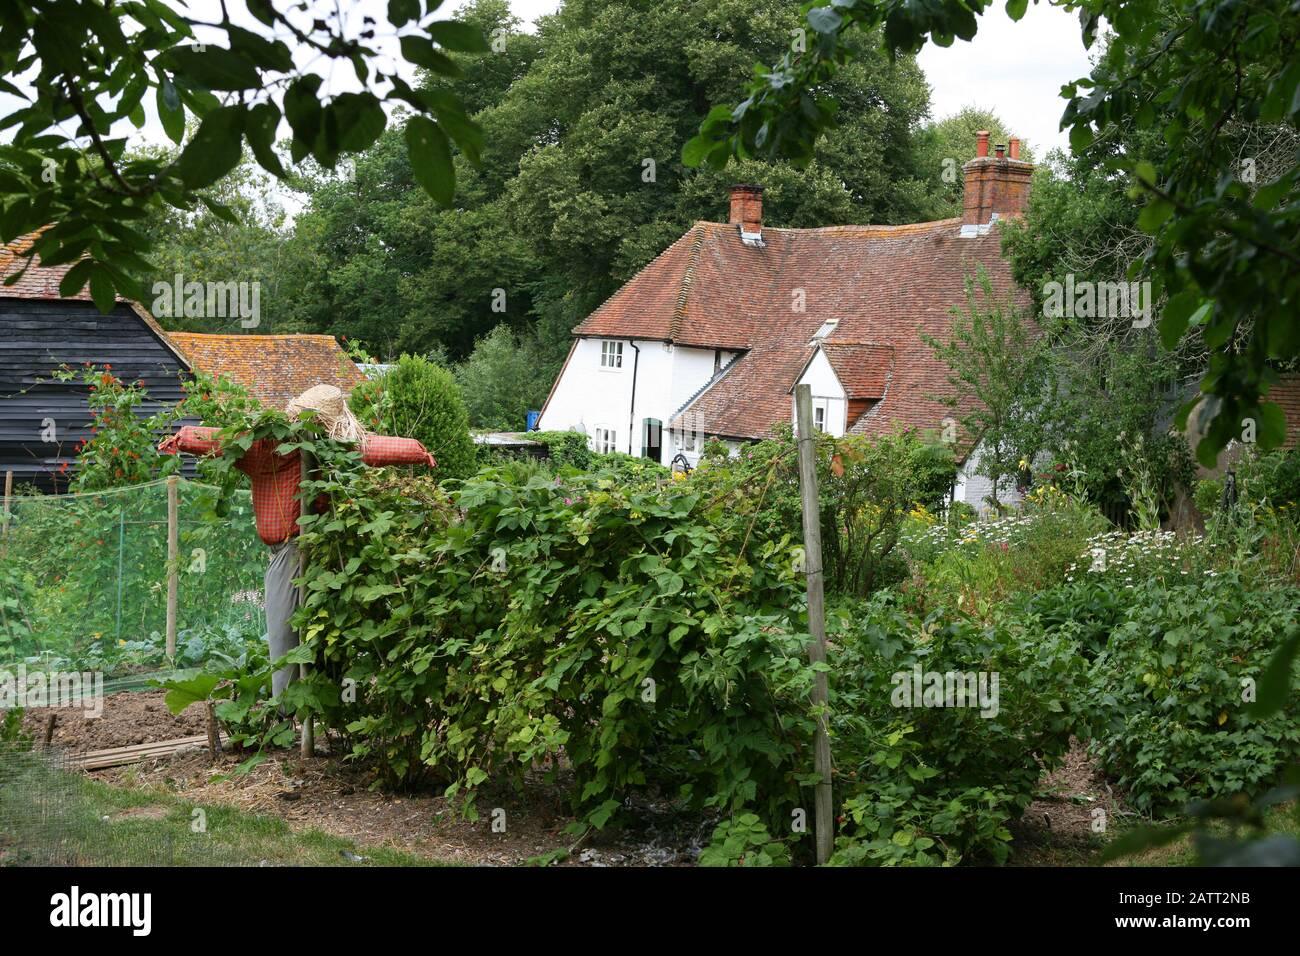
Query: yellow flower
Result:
<box><xmin>117</xmin><ymin>639</ymin><xmax>126</xmax><ymax>647</ymax></box>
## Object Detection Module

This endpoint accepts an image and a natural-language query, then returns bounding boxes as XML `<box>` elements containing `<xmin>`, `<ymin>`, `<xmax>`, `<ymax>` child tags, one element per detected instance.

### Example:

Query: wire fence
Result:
<box><xmin>0</xmin><ymin>478</ymin><xmax>265</xmax><ymax>681</ymax></box>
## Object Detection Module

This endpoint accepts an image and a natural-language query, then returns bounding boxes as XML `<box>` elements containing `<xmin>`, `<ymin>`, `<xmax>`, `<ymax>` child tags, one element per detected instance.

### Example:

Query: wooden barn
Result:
<box><xmin>0</xmin><ymin>233</ymin><xmax>192</xmax><ymax>493</ymax></box>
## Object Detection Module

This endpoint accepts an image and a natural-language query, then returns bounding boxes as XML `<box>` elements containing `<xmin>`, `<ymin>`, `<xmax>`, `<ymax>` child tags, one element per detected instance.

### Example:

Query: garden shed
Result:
<box><xmin>0</xmin><ymin>234</ymin><xmax>193</xmax><ymax>493</ymax></box>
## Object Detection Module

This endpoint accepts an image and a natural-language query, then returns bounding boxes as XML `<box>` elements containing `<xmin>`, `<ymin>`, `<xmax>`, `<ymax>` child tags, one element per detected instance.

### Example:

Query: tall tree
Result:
<box><xmin>276</xmin><ymin>0</ymin><xmax>941</xmax><ymax>367</ymax></box>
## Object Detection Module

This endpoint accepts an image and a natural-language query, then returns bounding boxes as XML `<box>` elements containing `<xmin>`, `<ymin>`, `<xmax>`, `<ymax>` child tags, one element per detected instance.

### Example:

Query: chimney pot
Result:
<box><xmin>961</xmin><ymin>133</ymin><xmax>1033</xmax><ymax>231</ymax></box>
<box><xmin>729</xmin><ymin>184</ymin><xmax>764</xmax><ymax>239</ymax></box>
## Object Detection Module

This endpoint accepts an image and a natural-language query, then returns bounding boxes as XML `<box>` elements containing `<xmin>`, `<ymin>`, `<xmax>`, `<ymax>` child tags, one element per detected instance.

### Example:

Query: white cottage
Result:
<box><xmin>537</xmin><ymin>134</ymin><xmax>1035</xmax><ymax>508</ymax></box>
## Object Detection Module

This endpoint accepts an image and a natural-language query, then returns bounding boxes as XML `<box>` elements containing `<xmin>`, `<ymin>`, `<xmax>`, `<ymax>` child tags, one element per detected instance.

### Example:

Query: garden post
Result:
<box><xmin>794</xmin><ymin>384</ymin><xmax>833</xmax><ymax>865</ymax></box>
<box><xmin>165</xmin><ymin>475</ymin><xmax>179</xmax><ymax>660</ymax></box>
<box><xmin>2</xmin><ymin>469</ymin><xmax>11</xmax><ymax>543</ymax></box>
<box><xmin>299</xmin><ymin>449</ymin><xmax>314</xmax><ymax>758</ymax></box>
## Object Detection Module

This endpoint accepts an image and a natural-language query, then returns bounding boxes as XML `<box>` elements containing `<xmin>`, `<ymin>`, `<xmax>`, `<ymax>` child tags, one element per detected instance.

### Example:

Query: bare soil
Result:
<box><xmin>21</xmin><ymin>690</ymin><xmax>207</xmax><ymax>752</ymax></box>
<box><xmin>1010</xmin><ymin>738</ymin><xmax>1125</xmax><ymax>865</ymax></box>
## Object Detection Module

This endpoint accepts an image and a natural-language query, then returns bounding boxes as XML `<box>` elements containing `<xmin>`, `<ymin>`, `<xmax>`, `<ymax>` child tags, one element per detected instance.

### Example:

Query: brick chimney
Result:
<box><xmin>729</xmin><ymin>184</ymin><xmax>763</xmax><ymax>242</ymax></box>
<box><xmin>961</xmin><ymin>131</ymin><xmax>1033</xmax><ymax>236</ymax></box>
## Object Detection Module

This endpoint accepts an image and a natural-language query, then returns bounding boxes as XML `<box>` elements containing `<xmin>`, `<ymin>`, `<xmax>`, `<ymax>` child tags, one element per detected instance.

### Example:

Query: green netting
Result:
<box><xmin>0</xmin><ymin>479</ymin><xmax>265</xmax><ymax>682</ymax></box>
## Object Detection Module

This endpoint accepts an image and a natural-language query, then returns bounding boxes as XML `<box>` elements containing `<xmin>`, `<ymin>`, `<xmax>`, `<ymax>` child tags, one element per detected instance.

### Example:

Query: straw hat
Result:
<box><xmin>285</xmin><ymin>384</ymin><xmax>368</xmax><ymax>443</ymax></box>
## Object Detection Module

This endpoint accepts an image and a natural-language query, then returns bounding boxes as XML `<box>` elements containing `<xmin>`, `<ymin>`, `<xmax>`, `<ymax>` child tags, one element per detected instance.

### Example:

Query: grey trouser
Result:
<box><xmin>265</xmin><ymin>538</ymin><xmax>301</xmax><ymax>698</ymax></box>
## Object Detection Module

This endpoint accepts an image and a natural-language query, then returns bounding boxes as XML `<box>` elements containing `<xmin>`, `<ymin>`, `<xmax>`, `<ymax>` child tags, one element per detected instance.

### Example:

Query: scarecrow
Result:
<box><xmin>158</xmin><ymin>384</ymin><xmax>435</xmax><ymax>696</ymax></box>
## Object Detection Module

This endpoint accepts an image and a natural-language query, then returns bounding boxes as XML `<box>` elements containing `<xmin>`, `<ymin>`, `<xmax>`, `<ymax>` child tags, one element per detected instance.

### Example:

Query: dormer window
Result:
<box><xmin>811</xmin><ymin>319</ymin><xmax>838</xmax><ymax>343</ymax></box>
<box><xmin>600</xmin><ymin>340</ymin><xmax>623</xmax><ymax>369</ymax></box>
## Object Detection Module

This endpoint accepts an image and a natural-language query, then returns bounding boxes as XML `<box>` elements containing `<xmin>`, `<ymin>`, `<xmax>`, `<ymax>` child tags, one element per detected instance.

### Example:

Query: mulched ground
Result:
<box><xmin>1010</xmin><ymin>739</ymin><xmax>1126</xmax><ymax>865</ymax></box>
<box><xmin>96</xmin><ymin>747</ymin><xmax>709</xmax><ymax>866</ymax></box>
<box><xmin>22</xmin><ymin>689</ymin><xmax>1122</xmax><ymax>866</ymax></box>
<box><xmin>20</xmin><ymin>690</ymin><xmax>207</xmax><ymax>752</ymax></box>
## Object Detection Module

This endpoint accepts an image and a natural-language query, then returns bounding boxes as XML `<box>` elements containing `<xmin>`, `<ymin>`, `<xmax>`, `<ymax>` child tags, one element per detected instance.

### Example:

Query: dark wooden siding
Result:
<box><xmin>0</xmin><ymin>298</ymin><xmax>191</xmax><ymax>492</ymax></box>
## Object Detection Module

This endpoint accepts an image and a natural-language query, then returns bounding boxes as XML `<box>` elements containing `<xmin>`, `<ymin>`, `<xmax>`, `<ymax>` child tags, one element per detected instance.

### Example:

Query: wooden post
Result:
<box><xmin>165</xmin><ymin>475</ymin><xmax>179</xmax><ymax>661</ymax></box>
<box><xmin>205</xmin><ymin>701</ymin><xmax>222</xmax><ymax>761</ymax></box>
<box><xmin>2</xmin><ymin>469</ymin><xmax>12</xmax><ymax>542</ymax></box>
<box><xmin>298</xmin><ymin>451</ymin><xmax>314</xmax><ymax>759</ymax></box>
<box><xmin>794</xmin><ymin>384</ymin><xmax>834</xmax><ymax>865</ymax></box>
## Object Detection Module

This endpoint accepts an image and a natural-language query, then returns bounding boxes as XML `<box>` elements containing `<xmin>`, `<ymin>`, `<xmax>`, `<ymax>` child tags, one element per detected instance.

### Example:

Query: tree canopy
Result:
<box><xmin>684</xmin><ymin>0</ymin><xmax>1300</xmax><ymax>465</ymax></box>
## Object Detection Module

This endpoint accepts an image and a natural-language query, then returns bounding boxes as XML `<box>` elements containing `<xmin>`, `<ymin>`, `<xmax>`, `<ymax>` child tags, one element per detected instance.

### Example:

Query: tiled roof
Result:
<box><xmin>166</xmin><ymin>332</ymin><xmax>367</xmax><ymax>411</ymax></box>
<box><xmin>616</xmin><ymin>218</ymin><xmax>1029</xmax><ymax>441</ymax></box>
<box><xmin>0</xmin><ymin>230</ymin><xmax>191</xmax><ymax>367</ymax></box>
<box><xmin>818</xmin><ymin>342</ymin><xmax>894</xmax><ymax>398</ymax></box>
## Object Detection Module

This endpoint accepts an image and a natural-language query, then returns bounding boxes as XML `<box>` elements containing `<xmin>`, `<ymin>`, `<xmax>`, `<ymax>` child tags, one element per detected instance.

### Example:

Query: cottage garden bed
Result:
<box><xmin>6</xmin><ymin>411</ymin><xmax>1300</xmax><ymax>866</ymax></box>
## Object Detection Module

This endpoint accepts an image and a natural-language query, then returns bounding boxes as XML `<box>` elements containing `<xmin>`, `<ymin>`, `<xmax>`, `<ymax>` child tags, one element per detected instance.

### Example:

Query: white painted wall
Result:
<box><xmin>955</xmin><ymin>439</ymin><xmax>1024</xmax><ymax>512</ymax></box>
<box><xmin>538</xmin><ymin>337</ymin><xmax>722</xmax><ymax>465</ymax></box>
<box><xmin>794</xmin><ymin>349</ymin><xmax>848</xmax><ymax>436</ymax></box>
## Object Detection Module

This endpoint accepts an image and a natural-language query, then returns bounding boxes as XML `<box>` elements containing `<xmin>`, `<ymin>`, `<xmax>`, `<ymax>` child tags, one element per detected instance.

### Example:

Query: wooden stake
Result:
<box><xmin>298</xmin><ymin>450</ymin><xmax>314</xmax><ymax>759</ymax></box>
<box><xmin>165</xmin><ymin>475</ymin><xmax>179</xmax><ymax>661</ymax></box>
<box><xmin>42</xmin><ymin>713</ymin><xmax>57</xmax><ymax>749</ymax></box>
<box><xmin>205</xmin><ymin>701</ymin><xmax>222</xmax><ymax>760</ymax></box>
<box><xmin>794</xmin><ymin>384</ymin><xmax>834</xmax><ymax>865</ymax></box>
<box><xmin>2</xmin><ymin>469</ymin><xmax>11</xmax><ymax>543</ymax></box>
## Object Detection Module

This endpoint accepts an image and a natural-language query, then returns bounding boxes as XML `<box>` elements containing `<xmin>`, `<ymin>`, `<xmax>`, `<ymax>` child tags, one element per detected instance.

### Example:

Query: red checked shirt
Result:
<box><xmin>159</xmin><ymin>426</ymin><xmax>436</xmax><ymax>545</ymax></box>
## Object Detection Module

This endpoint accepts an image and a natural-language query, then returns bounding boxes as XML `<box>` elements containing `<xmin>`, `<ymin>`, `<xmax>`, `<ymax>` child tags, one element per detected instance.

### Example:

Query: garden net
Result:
<box><xmin>0</xmin><ymin>478</ymin><xmax>265</xmax><ymax>685</ymax></box>
<box><xmin>0</xmin><ymin>743</ymin><xmax>287</xmax><ymax>866</ymax></box>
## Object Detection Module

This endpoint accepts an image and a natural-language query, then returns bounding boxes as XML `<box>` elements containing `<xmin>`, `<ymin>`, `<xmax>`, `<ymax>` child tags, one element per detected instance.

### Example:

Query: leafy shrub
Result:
<box><xmin>525</xmin><ymin>430</ymin><xmax>593</xmax><ymax>469</ymax></box>
<box><xmin>51</xmin><ymin>365</ymin><xmax>183</xmax><ymax>490</ymax></box>
<box><xmin>691</xmin><ymin>426</ymin><xmax>956</xmax><ymax>597</ymax></box>
<box><xmin>349</xmin><ymin>354</ymin><xmax>476</xmax><ymax>480</ymax></box>
<box><xmin>903</xmin><ymin>492</ymin><xmax>1108</xmax><ymax>618</ymax></box>
<box><xmin>1084</xmin><ymin>576</ymin><xmax>1300</xmax><ymax>815</ymax></box>
<box><xmin>296</xmin><ymin>459</ymin><xmax>817</xmax><ymax>831</ymax></box>
<box><xmin>453</xmin><ymin>324</ymin><xmax>554</xmax><ymax>430</ymax></box>
<box><xmin>823</xmin><ymin>592</ymin><xmax>1088</xmax><ymax>864</ymax></box>
<box><xmin>1237</xmin><ymin>447</ymin><xmax>1300</xmax><ymax>515</ymax></box>
<box><xmin>699</xmin><ymin>813</ymin><xmax>791</xmax><ymax>866</ymax></box>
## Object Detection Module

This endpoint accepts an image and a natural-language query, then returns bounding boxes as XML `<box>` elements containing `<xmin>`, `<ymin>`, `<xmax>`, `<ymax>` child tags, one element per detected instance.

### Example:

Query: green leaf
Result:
<box><xmin>807</xmin><ymin>7</ymin><xmax>843</xmax><ymax>34</ymax></box>
<box><xmin>173</xmin><ymin>105</ymin><xmax>245</xmax><ymax>189</ymax></box>
<box><xmin>88</xmin><ymin>265</ymin><xmax>116</xmax><ymax>313</ymax></box>
<box><xmin>427</xmin><ymin>21</ymin><xmax>490</xmax><ymax>53</ymax></box>
<box><xmin>57</xmin><ymin>258</ymin><xmax>93</xmax><ymax>298</ymax></box>
<box><xmin>1137</xmin><ymin>197</ymin><xmax>1173</xmax><ymax>233</ymax></box>
<box><xmin>154</xmin><ymin>674</ymin><xmax>222</xmax><ymax>714</ymax></box>
<box><xmin>405</xmin><ymin>115</ymin><xmax>454</xmax><ymax>206</ymax></box>
<box><xmin>155</xmin><ymin>77</ymin><xmax>185</xmax><ymax>144</ymax></box>
<box><xmin>1158</xmin><ymin>290</ymin><xmax>1201</xmax><ymax>351</ymax></box>
<box><xmin>399</xmin><ymin>36</ymin><xmax>463</xmax><ymax>77</ymax></box>
<box><xmin>389</xmin><ymin>0</ymin><xmax>420</xmax><ymax>27</ymax></box>
<box><xmin>1005</xmin><ymin>0</ymin><xmax>1028</xmax><ymax>21</ymax></box>
<box><xmin>160</xmin><ymin>46</ymin><xmax>261</xmax><ymax>91</ymax></box>
<box><xmin>245</xmin><ymin>102</ymin><xmax>286</xmax><ymax>177</ymax></box>
<box><xmin>332</xmin><ymin>92</ymin><xmax>387</xmax><ymax>152</ymax></box>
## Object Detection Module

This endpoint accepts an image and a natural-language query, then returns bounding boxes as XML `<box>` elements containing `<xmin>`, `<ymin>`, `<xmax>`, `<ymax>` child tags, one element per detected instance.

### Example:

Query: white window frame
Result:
<box><xmin>593</xmin><ymin>426</ymin><xmax>617</xmax><ymax>453</ymax></box>
<box><xmin>813</xmin><ymin>403</ymin><xmax>826</xmax><ymax>432</ymax></box>
<box><xmin>599</xmin><ymin>340</ymin><xmax>624</xmax><ymax>370</ymax></box>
